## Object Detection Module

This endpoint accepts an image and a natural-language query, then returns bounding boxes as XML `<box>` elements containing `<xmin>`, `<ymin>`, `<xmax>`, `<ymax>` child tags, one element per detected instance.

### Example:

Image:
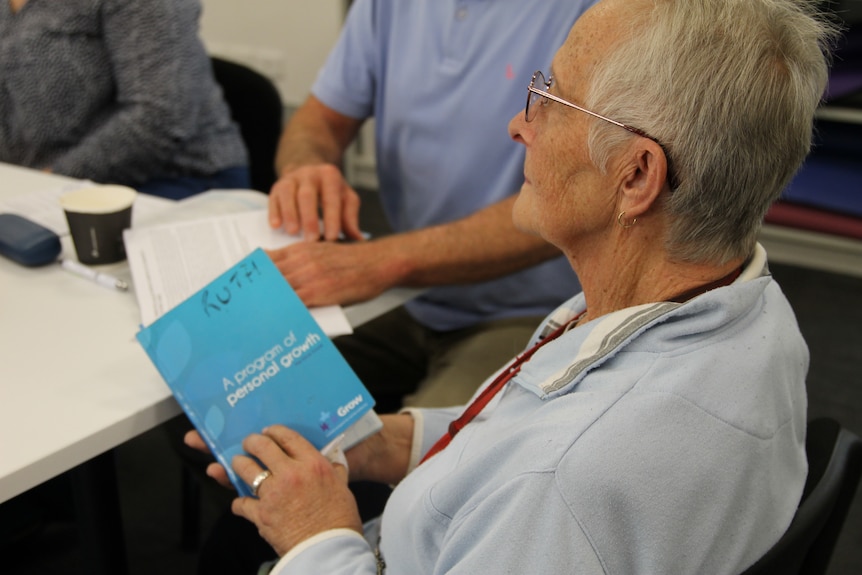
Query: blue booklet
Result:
<box><xmin>136</xmin><ymin>248</ymin><xmax>379</xmax><ymax>497</ymax></box>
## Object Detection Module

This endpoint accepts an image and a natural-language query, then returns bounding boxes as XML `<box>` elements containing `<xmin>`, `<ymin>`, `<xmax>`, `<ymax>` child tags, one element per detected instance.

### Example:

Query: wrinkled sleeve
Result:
<box><xmin>269</xmin><ymin>529</ymin><xmax>380</xmax><ymax>575</ymax></box>
<box><xmin>403</xmin><ymin>406</ymin><xmax>463</xmax><ymax>465</ymax></box>
<box><xmin>310</xmin><ymin>0</ymin><xmax>377</xmax><ymax>119</ymax></box>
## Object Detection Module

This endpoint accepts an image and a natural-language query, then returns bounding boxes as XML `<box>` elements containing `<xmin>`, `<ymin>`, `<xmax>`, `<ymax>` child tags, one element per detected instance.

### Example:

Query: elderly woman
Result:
<box><xmin>0</xmin><ymin>0</ymin><xmax>248</xmax><ymax>199</ymax></box>
<box><xmin>187</xmin><ymin>0</ymin><xmax>834</xmax><ymax>572</ymax></box>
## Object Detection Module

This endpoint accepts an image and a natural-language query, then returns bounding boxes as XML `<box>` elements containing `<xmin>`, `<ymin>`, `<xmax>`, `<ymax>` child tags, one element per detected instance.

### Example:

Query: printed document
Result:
<box><xmin>124</xmin><ymin>210</ymin><xmax>352</xmax><ymax>336</ymax></box>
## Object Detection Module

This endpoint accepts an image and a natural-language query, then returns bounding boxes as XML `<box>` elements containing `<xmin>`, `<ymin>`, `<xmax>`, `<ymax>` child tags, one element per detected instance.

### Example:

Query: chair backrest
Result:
<box><xmin>211</xmin><ymin>57</ymin><xmax>283</xmax><ymax>193</ymax></box>
<box><xmin>741</xmin><ymin>417</ymin><xmax>862</xmax><ymax>575</ymax></box>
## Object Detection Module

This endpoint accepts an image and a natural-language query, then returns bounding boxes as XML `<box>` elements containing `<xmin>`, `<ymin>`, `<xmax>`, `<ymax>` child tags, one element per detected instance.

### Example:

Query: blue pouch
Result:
<box><xmin>0</xmin><ymin>213</ymin><xmax>62</xmax><ymax>267</ymax></box>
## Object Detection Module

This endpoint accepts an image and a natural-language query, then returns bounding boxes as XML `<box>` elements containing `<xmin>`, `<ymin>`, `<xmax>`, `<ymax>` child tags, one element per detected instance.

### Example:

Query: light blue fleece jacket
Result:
<box><xmin>273</xmin><ymin>246</ymin><xmax>809</xmax><ymax>574</ymax></box>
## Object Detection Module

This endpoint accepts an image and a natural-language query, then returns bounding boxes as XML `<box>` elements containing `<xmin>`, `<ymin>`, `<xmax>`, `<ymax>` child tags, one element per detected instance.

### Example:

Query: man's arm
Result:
<box><xmin>266</xmin><ymin>97</ymin><xmax>563</xmax><ymax>307</ymax></box>
<box><xmin>267</xmin><ymin>195</ymin><xmax>563</xmax><ymax>307</ymax></box>
<box><xmin>374</xmin><ymin>195</ymin><xmax>563</xmax><ymax>286</ymax></box>
<box><xmin>268</xmin><ymin>95</ymin><xmax>365</xmax><ymax>241</ymax></box>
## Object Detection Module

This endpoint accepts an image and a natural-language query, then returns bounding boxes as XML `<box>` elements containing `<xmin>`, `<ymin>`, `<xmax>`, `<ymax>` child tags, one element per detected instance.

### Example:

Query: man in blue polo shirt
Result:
<box><xmin>266</xmin><ymin>0</ymin><xmax>594</xmax><ymax>412</ymax></box>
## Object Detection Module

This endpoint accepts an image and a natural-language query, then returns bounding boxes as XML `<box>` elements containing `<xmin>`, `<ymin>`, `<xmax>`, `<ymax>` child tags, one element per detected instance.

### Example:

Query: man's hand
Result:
<box><xmin>266</xmin><ymin>239</ymin><xmax>403</xmax><ymax>307</ymax></box>
<box><xmin>269</xmin><ymin>95</ymin><xmax>363</xmax><ymax>241</ymax></box>
<box><xmin>268</xmin><ymin>163</ymin><xmax>364</xmax><ymax>242</ymax></box>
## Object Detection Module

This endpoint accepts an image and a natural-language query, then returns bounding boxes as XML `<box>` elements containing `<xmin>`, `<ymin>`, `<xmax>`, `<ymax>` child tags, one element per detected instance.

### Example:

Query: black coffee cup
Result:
<box><xmin>60</xmin><ymin>185</ymin><xmax>137</xmax><ymax>264</ymax></box>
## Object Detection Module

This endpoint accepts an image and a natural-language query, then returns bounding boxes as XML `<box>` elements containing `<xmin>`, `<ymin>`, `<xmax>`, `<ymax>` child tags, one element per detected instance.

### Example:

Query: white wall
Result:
<box><xmin>198</xmin><ymin>1</ymin><xmax>346</xmax><ymax>107</ymax></box>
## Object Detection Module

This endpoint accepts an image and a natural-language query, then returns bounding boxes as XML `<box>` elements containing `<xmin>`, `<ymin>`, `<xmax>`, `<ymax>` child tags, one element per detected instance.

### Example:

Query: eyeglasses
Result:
<box><xmin>526</xmin><ymin>70</ymin><xmax>677</xmax><ymax>189</ymax></box>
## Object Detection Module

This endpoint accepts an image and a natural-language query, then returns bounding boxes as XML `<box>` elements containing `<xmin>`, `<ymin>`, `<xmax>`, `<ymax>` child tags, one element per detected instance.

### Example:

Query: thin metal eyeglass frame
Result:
<box><xmin>526</xmin><ymin>70</ymin><xmax>650</xmax><ymax>138</ymax></box>
<box><xmin>525</xmin><ymin>70</ymin><xmax>676</xmax><ymax>189</ymax></box>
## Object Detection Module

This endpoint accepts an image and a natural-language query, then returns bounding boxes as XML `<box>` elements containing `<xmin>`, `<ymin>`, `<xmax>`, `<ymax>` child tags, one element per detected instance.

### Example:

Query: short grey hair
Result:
<box><xmin>586</xmin><ymin>0</ymin><xmax>836</xmax><ymax>264</ymax></box>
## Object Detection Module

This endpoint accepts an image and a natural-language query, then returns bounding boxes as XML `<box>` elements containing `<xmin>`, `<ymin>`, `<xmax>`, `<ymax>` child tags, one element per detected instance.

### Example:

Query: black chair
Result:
<box><xmin>211</xmin><ymin>57</ymin><xmax>283</xmax><ymax>193</ymax></box>
<box><xmin>741</xmin><ymin>417</ymin><xmax>862</xmax><ymax>575</ymax></box>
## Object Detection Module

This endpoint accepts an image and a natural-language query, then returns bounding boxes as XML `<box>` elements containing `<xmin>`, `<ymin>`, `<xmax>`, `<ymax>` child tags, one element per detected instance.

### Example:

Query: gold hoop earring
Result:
<box><xmin>617</xmin><ymin>211</ymin><xmax>637</xmax><ymax>228</ymax></box>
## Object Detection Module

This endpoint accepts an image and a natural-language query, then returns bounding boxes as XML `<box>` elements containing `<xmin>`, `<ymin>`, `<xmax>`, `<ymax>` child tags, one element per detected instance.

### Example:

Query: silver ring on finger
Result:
<box><xmin>251</xmin><ymin>469</ymin><xmax>272</xmax><ymax>498</ymax></box>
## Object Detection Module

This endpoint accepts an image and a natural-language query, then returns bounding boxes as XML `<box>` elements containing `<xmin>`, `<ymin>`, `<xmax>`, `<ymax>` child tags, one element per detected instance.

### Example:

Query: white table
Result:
<box><xmin>0</xmin><ymin>162</ymin><xmax>415</xmax><ymax>572</ymax></box>
<box><xmin>1</xmin><ymin>164</ymin><xmax>175</xmax><ymax>504</ymax></box>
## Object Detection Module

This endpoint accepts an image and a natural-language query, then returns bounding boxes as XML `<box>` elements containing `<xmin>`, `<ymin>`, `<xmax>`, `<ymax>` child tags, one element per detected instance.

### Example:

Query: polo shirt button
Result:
<box><xmin>455</xmin><ymin>7</ymin><xmax>468</xmax><ymax>20</ymax></box>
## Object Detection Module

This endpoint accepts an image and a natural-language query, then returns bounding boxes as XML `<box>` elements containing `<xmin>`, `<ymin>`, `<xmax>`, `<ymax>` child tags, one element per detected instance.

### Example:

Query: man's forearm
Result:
<box><xmin>275</xmin><ymin>96</ymin><xmax>362</xmax><ymax>176</ymax></box>
<box><xmin>373</xmin><ymin>196</ymin><xmax>564</xmax><ymax>288</ymax></box>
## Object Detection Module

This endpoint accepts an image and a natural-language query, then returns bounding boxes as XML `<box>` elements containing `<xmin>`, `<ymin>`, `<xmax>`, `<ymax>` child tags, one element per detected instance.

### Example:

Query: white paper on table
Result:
<box><xmin>123</xmin><ymin>210</ymin><xmax>353</xmax><ymax>337</ymax></box>
<box><xmin>0</xmin><ymin>180</ymin><xmax>174</xmax><ymax>235</ymax></box>
<box><xmin>133</xmin><ymin>188</ymin><xmax>270</xmax><ymax>228</ymax></box>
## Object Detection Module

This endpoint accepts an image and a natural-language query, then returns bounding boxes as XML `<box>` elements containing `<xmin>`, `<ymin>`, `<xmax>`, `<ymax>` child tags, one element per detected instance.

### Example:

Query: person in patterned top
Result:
<box><xmin>0</xmin><ymin>0</ymin><xmax>249</xmax><ymax>199</ymax></box>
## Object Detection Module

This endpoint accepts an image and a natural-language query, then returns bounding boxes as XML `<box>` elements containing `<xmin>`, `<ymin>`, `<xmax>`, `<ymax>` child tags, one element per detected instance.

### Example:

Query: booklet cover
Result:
<box><xmin>136</xmin><ymin>248</ymin><xmax>378</xmax><ymax>497</ymax></box>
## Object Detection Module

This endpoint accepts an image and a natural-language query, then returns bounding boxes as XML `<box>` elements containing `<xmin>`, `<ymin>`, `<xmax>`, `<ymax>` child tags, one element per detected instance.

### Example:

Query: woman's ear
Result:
<box><xmin>617</xmin><ymin>139</ymin><xmax>668</xmax><ymax>219</ymax></box>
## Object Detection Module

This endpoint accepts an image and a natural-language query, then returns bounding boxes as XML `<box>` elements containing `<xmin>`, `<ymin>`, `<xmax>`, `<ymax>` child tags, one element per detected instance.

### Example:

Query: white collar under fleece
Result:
<box><xmin>528</xmin><ymin>243</ymin><xmax>769</xmax><ymax>396</ymax></box>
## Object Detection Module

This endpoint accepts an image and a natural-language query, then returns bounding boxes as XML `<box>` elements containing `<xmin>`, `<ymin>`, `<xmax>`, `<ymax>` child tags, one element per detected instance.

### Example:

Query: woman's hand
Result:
<box><xmin>184</xmin><ymin>429</ymin><xmax>234</xmax><ymax>490</ymax></box>
<box><xmin>185</xmin><ymin>411</ymin><xmax>416</xmax><ymax>488</ymax></box>
<box><xmin>345</xmin><ymin>413</ymin><xmax>415</xmax><ymax>485</ymax></box>
<box><xmin>231</xmin><ymin>425</ymin><xmax>362</xmax><ymax>556</ymax></box>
